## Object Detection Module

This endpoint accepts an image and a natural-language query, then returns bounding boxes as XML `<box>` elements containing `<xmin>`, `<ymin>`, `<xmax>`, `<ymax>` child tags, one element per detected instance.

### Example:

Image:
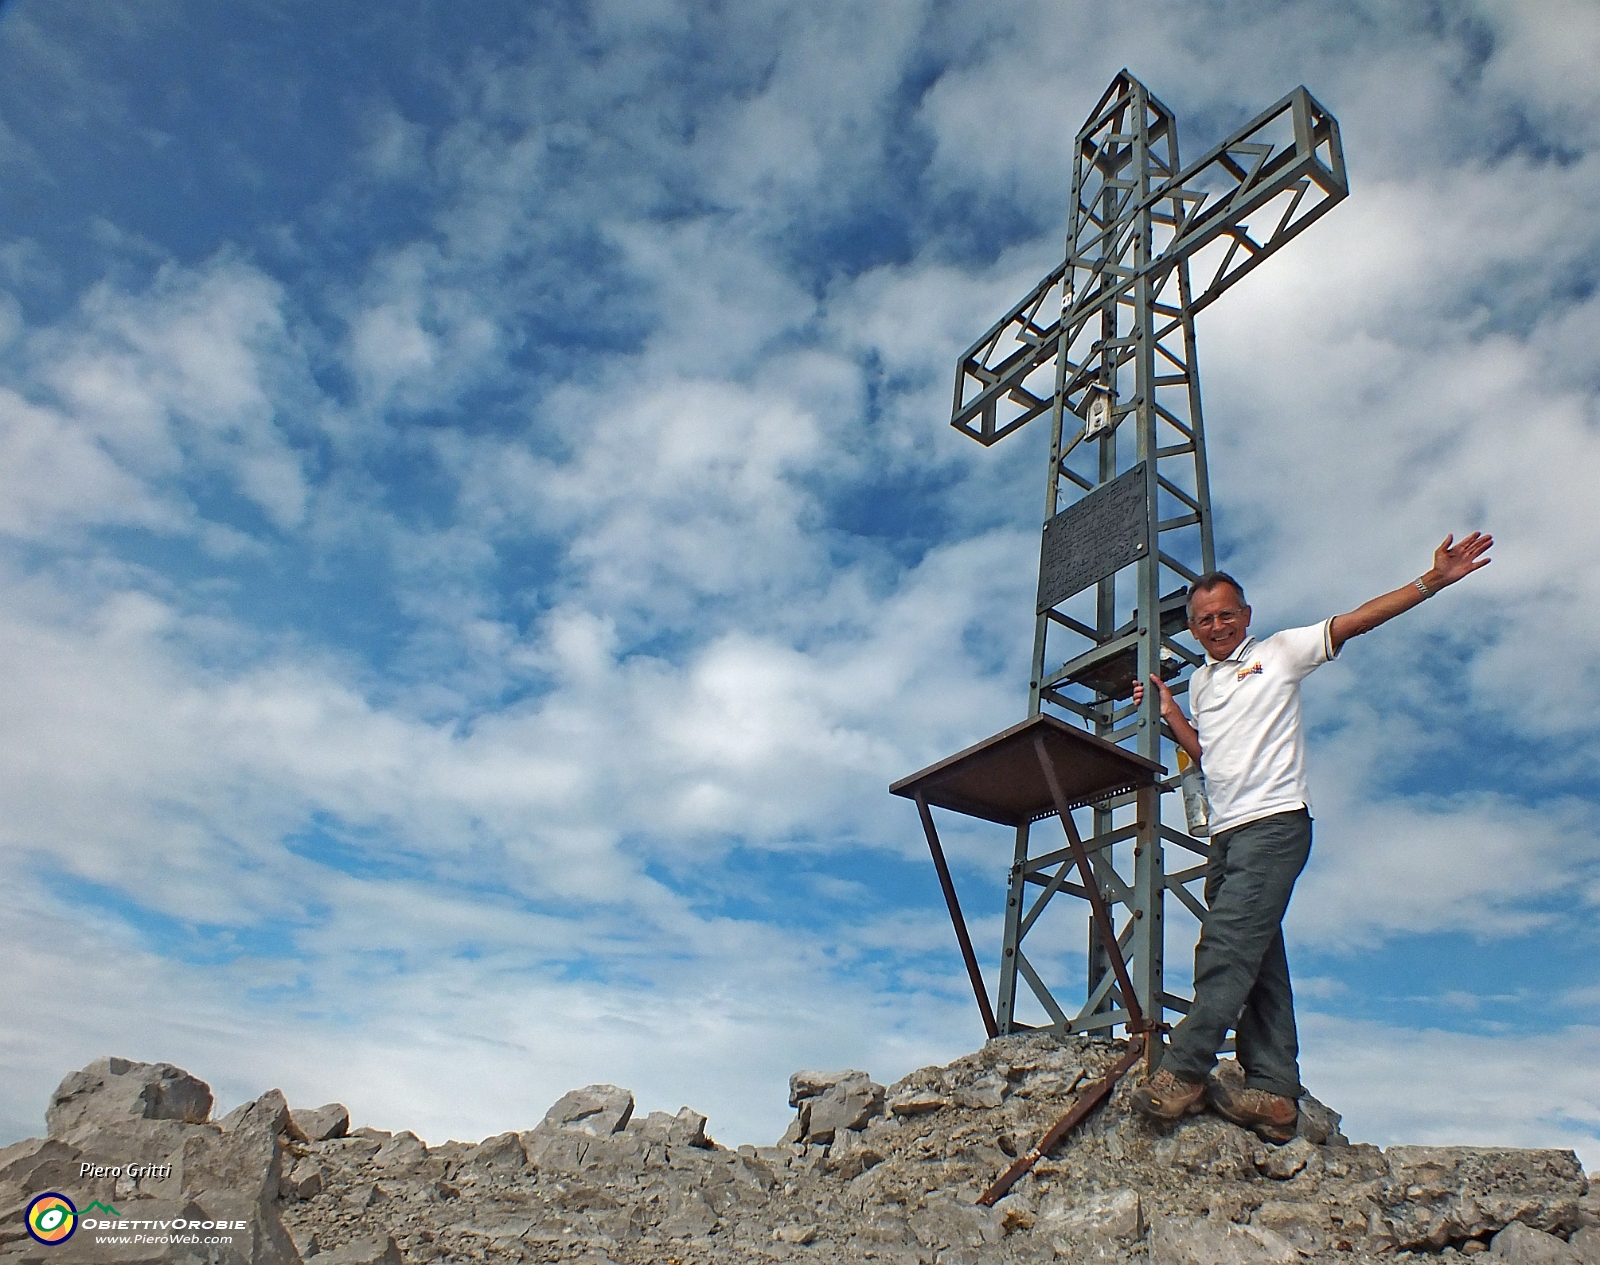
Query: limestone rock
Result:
<box><xmin>1149</xmin><ymin>1216</ymin><xmax>1297</xmax><ymax>1264</ymax></box>
<box><xmin>1039</xmin><ymin>1188</ymin><xmax>1144</xmax><ymax>1239</ymax></box>
<box><xmin>167</xmin><ymin>1115</ymin><xmax>280</xmax><ymax>1205</ymax></box>
<box><xmin>955</xmin><ymin>1073</ymin><xmax>1009</xmax><ymax>1109</ymax></box>
<box><xmin>467</xmin><ymin>1129</ymin><xmax>527</xmax><ymax>1171</ymax></box>
<box><xmin>196</xmin><ymin>1188</ymin><xmax>304</xmax><ymax>1265</ymax></box>
<box><xmin>889</xmin><ymin>1089</ymin><xmax>950</xmax><ymax>1117</ymax></box>
<box><xmin>825</xmin><ymin>1129</ymin><xmax>886</xmax><ymax>1180</ymax></box>
<box><xmin>792</xmin><ymin>1071</ymin><xmax>885</xmax><ymax>1144</ymax></box>
<box><xmin>46</xmin><ymin>1057</ymin><xmax>213</xmax><ymax>1139</ymax></box>
<box><xmin>788</xmin><ymin>1069</ymin><xmax>861</xmax><ymax>1106</ymax></box>
<box><xmin>8</xmin><ymin>1038</ymin><xmax>1595</xmax><ymax>1265</ymax></box>
<box><xmin>283</xmin><ymin>1156</ymin><xmax>325</xmax><ymax>1199</ymax></box>
<box><xmin>292</xmin><ymin>1103</ymin><xmax>350</xmax><ymax>1142</ymax></box>
<box><xmin>1489</xmin><ymin>1220</ymin><xmax>1583</xmax><ymax>1264</ymax></box>
<box><xmin>0</xmin><ymin>1137</ymin><xmax>87</xmax><ymax>1194</ymax></box>
<box><xmin>1155</xmin><ymin>1114</ymin><xmax>1260</xmax><ymax>1180</ymax></box>
<box><xmin>146</xmin><ymin>1092</ymin><xmax>303</xmax><ymax>1265</ymax></box>
<box><xmin>908</xmin><ymin>1197</ymin><xmax>1004</xmax><ymax>1250</ymax></box>
<box><xmin>1295</xmin><ymin>1091</ymin><xmax>1347</xmax><ymax>1145</ymax></box>
<box><xmin>219</xmin><ymin>1089</ymin><xmax>306</xmax><ymax>1142</ymax></box>
<box><xmin>539</xmin><ymin>1084</ymin><xmax>635</xmax><ymax>1136</ymax></box>
<box><xmin>1382</xmin><ymin>1146</ymin><xmax>1586</xmax><ymax>1248</ymax></box>
<box><xmin>1251</xmin><ymin>1199</ymin><xmax>1334</xmax><ymax>1252</ymax></box>
<box><xmin>370</xmin><ymin>1130</ymin><xmax>429</xmax><ymax>1171</ymax></box>
<box><xmin>1256</xmin><ymin>1134</ymin><xmax>1316</xmax><ymax>1179</ymax></box>
<box><xmin>315</xmin><ymin>1236</ymin><xmax>401</xmax><ymax>1265</ymax></box>
<box><xmin>630</xmin><ymin>1106</ymin><xmax>710</xmax><ymax>1149</ymax></box>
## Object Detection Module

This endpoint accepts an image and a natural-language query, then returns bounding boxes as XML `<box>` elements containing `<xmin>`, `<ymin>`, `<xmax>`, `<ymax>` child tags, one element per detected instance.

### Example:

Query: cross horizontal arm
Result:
<box><xmin>1146</xmin><ymin>86</ymin><xmax>1346</xmax><ymax>314</ymax></box>
<box><xmin>949</xmin><ymin>84</ymin><xmax>1345</xmax><ymax>446</ymax></box>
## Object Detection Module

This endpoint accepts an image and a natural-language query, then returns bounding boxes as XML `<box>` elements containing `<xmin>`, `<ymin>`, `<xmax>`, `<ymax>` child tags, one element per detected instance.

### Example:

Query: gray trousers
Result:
<box><xmin>1161</xmin><ymin>808</ymin><xmax>1312</xmax><ymax>1100</ymax></box>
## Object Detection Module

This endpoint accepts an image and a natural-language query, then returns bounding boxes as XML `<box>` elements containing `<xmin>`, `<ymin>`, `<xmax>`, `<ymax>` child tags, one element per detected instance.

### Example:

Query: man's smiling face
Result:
<box><xmin>1189</xmin><ymin>582</ymin><xmax>1252</xmax><ymax>661</ymax></box>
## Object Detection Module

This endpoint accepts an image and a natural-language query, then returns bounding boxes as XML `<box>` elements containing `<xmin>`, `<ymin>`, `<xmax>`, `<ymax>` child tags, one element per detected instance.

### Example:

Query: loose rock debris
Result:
<box><xmin>1</xmin><ymin>1039</ymin><xmax>1595</xmax><ymax>1264</ymax></box>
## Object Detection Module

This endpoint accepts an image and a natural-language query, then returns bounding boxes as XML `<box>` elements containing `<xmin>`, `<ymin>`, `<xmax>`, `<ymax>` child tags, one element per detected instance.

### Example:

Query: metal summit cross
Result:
<box><xmin>893</xmin><ymin>72</ymin><xmax>1347</xmax><ymax>1046</ymax></box>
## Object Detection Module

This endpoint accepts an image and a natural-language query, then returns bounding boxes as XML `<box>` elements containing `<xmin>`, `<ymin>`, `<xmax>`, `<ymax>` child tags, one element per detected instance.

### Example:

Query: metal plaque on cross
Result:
<box><xmin>1036</xmin><ymin>463</ymin><xmax>1148</xmax><ymax>613</ymax></box>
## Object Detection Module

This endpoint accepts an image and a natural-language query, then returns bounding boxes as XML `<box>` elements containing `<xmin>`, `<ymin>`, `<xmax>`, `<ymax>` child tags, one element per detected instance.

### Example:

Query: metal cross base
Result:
<box><xmin>890</xmin><ymin>714</ymin><xmax>1165</xmax><ymax>1041</ymax></box>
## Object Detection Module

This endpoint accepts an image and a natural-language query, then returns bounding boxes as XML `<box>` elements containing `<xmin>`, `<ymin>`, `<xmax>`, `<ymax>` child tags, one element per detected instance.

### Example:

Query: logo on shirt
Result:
<box><xmin>1237</xmin><ymin>661</ymin><xmax>1263</xmax><ymax>681</ymax></box>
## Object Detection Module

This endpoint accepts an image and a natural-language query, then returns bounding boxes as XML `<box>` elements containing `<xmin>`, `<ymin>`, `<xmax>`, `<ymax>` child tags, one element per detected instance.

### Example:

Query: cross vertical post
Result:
<box><xmin>957</xmin><ymin>70</ymin><xmax>1347</xmax><ymax>1042</ymax></box>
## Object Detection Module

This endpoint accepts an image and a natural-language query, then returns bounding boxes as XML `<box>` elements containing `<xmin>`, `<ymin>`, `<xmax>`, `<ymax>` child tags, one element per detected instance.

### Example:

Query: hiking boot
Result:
<box><xmin>1208</xmin><ymin>1078</ymin><xmax>1299</xmax><ymax>1143</ymax></box>
<box><xmin>1130</xmin><ymin>1068</ymin><xmax>1207</xmax><ymax>1122</ymax></box>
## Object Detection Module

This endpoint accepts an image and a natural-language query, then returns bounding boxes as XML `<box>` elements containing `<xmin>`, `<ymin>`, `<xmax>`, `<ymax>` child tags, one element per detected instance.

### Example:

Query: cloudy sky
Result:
<box><xmin>2</xmin><ymin>0</ymin><xmax>1598</xmax><ymax>1168</ymax></box>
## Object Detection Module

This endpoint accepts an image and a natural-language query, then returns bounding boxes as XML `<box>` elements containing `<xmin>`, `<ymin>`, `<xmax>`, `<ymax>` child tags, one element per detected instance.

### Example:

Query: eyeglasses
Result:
<box><xmin>1191</xmin><ymin>608</ymin><xmax>1244</xmax><ymax>631</ymax></box>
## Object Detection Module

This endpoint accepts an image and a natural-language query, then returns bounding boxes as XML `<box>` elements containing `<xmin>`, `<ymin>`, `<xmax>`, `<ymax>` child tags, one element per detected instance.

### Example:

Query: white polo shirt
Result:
<box><xmin>1190</xmin><ymin>620</ymin><xmax>1338</xmax><ymax>835</ymax></box>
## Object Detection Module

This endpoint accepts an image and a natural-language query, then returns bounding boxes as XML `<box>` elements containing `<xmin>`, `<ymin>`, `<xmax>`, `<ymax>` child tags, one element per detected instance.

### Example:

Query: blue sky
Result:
<box><xmin>2</xmin><ymin>0</ymin><xmax>1598</xmax><ymax>1166</ymax></box>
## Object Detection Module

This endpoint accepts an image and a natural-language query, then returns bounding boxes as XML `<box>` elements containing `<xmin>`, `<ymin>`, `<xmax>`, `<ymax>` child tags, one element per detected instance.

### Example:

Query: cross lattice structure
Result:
<box><xmin>907</xmin><ymin>71</ymin><xmax>1347</xmax><ymax>1044</ymax></box>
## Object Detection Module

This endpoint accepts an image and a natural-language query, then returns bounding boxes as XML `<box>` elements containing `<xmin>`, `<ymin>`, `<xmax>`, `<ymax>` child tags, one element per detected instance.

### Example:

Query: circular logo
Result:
<box><xmin>26</xmin><ymin>1193</ymin><xmax>77</xmax><ymax>1245</ymax></box>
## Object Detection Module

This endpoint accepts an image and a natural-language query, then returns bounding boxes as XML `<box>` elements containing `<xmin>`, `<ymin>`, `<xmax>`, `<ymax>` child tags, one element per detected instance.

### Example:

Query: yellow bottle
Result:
<box><xmin>1175</xmin><ymin>746</ymin><xmax>1210</xmax><ymax>838</ymax></box>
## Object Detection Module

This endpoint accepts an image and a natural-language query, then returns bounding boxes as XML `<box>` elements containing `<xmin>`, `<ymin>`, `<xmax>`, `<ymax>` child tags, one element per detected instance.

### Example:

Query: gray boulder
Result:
<box><xmin>1039</xmin><ymin>1188</ymin><xmax>1144</xmax><ymax>1240</ymax></box>
<box><xmin>46</xmin><ymin>1057</ymin><xmax>213</xmax><ymax>1140</ymax></box>
<box><xmin>907</xmin><ymin>1197</ymin><xmax>1004</xmax><ymax>1251</ymax></box>
<box><xmin>315</xmin><ymin>1237</ymin><xmax>401</xmax><ymax>1265</ymax></box>
<box><xmin>291</xmin><ymin>1103</ymin><xmax>350</xmax><ymax>1142</ymax></box>
<box><xmin>1381</xmin><ymin>1147</ymin><xmax>1586</xmax><ymax>1248</ymax></box>
<box><xmin>1490</xmin><ymin>1220</ymin><xmax>1583</xmax><ymax>1264</ymax></box>
<box><xmin>1251</xmin><ymin>1199</ymin><xmax>1335</xmax><ymax>1253</ymax></box>
<box><xmin>370</xmin><ymin>1131</ymin><xmax>429</xmax><ymax>1171</ymax></box>
<box><xmin>160</xmin><ymin>1087</ymin><xmax>301</xmax><ymax>1265</ymax></box>
<box><xmin>537</xmin><ymin>1084</ymin><xmax>634</xmax><ymax>1136</ymax></box>
<box><xmin>824</xmin><ymin>1128</ymin><xmax>886</xmax><ymax>1180</ymax></box>
<box><xmin>1257</xmin><ymin>1135</ymin><xmax>1318</xmax><ymax>1180</ymax></box>
<box><xmin>888</xmin><ymin>1088</ymin><xmax>950</xmax><ymax>1117</ymax></box>
<box><xmin>630</xmin><ymin>1106</ymin><xmax>711</xmax><ymax>1149</ymax></box>
<box><xmin>787</xmin><ymin>1070</ymin><xmax>885</xmax><ymax>1144</ymax></box>
<box><xmin>0</xmin><ymin>1137</ymin><xmax>88</xmax><ymax>1195</ymax></box>
<box><xmin>1149</xmin><ymin>1216</ymin><xmax>1298</xmax><ymax>1264</ymax></box>
<box><xmin>283</xmin><ymin>1156</ymin><xmax>326</xmax><ymax>1200</ymax></box>
<box><xmin>218</xmin><ymin>1089</ymin><xmax>306</xmax><ymax>1142</ymax></box>
<box><xmin>788</xmin><ymin>1069</ymin><xmax>859</xmax><ymax>1106</ymax></box>
<box><xmin>1155</xmin><ymin>1114</ymin><xmax>1260</xmax><ymax>1181</ymax></box>
<box><xmin>467</xmin><ymin>1130</ymin><xmax>527</xmax><ymax>1172</ymax></box>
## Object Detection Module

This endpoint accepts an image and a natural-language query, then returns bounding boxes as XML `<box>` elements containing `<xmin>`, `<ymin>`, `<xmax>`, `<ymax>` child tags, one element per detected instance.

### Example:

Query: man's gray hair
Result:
<box><xmin>1187</xmin><ymin>571</ymin><xmax>1248</xmax><ymax>619</ymax></box>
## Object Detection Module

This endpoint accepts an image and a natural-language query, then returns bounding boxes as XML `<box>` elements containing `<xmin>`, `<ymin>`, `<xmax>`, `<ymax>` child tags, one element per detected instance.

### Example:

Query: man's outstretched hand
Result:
<box><xmin>1331</xmin><ymin>527</ymin><xmax>1493</xmax><ymax>653</ymax></box>
<box><xmin>1432</xmin><ymin>531</ymin><xmax>1493</xmax><ymax>588</ymax></box>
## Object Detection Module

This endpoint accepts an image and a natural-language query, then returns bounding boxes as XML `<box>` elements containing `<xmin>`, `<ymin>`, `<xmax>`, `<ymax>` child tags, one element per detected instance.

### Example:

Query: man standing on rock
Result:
<box><xmin>1128</xmin><ymin>532</ymin><xmax>1492</xmax><ymax>1142</ymax></box>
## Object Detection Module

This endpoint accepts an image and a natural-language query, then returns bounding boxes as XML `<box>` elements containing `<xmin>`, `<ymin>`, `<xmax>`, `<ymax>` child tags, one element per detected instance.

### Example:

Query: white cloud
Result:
<box><xmin>1479</xmin><ymin>0</ymin><xmax>1600</xmax><ymax>148</ymax></box>
<box><xmin>1300</xmin><ymin>1013</ymin><xmax>1600</xmax><ymax>1172</ymax></box>
<box><xmin>13</xmin><ymin>257</ymin><xmax>314</xmax><ymax>534</ymax></box>
<box><xmin>0</xmin><ymin>386</ymin><xmax>178</xmax><ymax>536</ymax></box>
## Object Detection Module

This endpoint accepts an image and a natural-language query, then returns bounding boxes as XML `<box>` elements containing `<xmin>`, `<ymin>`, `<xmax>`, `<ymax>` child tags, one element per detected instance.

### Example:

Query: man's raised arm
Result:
<box><xmin>1329</xmin><ymin>531</ymin><xmax>1493</xmax><ymax>655</ymax></box>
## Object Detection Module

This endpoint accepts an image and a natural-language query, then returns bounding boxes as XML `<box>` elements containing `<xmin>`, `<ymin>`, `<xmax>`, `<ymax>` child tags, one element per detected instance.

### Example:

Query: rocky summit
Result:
<box><xmin>1</xmin><ymin>1039</ymin><xmax>1596</xmax><ymax>1265</ymax></box>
